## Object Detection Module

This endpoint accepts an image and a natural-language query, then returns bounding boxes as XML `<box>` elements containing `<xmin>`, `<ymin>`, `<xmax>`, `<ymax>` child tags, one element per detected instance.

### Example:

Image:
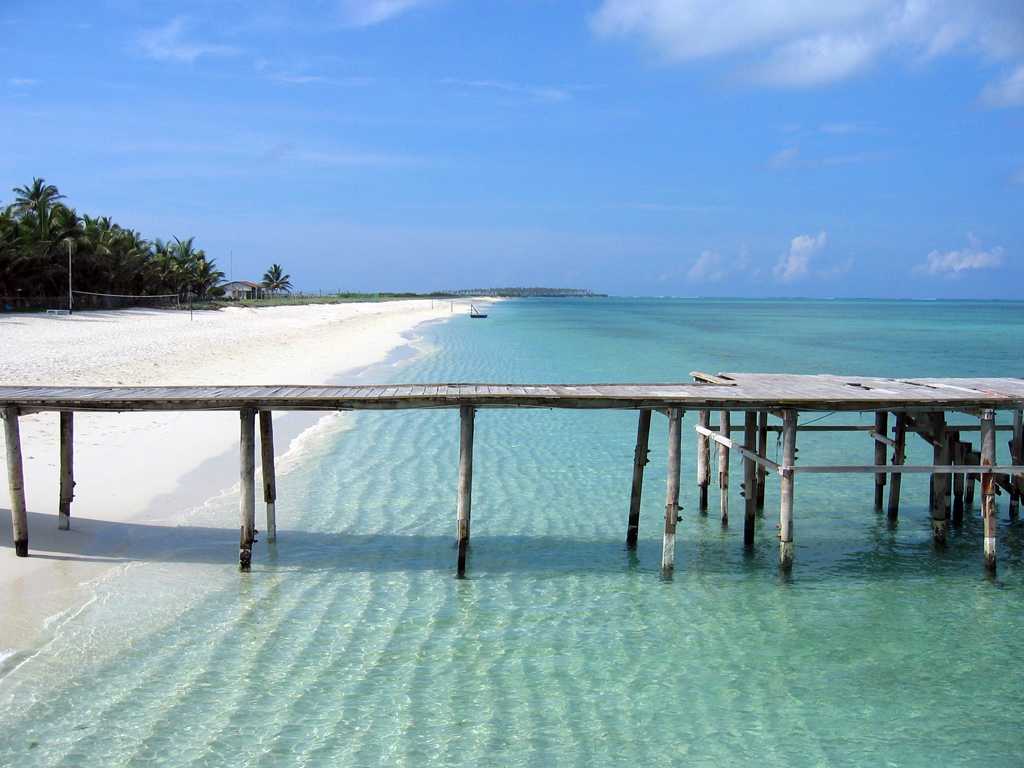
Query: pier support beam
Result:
<box><xmin>931</xmin><ymin>413</ymin><xmax>948</xmax><ymax>545</ymax></box>
<box><xmin>743</xmin><ymin>411</ymin><xmax>757</xmax><ymax>550</ymax></box>
<box><xmin>239</xmin><ymin>408</ymin><xmax>256</xmax><ymax>571</ymax></box>
<box><xmin>887</xmin><ymin>414</ymin><xmax>906</xmax><ymax>522</ymax></box>
<box><xmin>58</xmin><ymin>411</ymin><xmax>74</xmax><ymax>531</ymax></box>
<box><xmin>779</xmin><ymin>410</ymin><xmax>797</xmax><ymax>572</ymax></box>
<box><xmin>1010</xmin><ymin>409</ymin><xmax>1022</xmax><ymax>521</ymax></box>
<box><xmin>980</xmin><ymin>409</ymin><xmax>997</xmax><ymax>575</ymax></box>
<box><xmin>718</xmin><ymin>410</ymin><xmax>730</xmax><ymax>526</ymax></box>
<box><xmin>755</xmin><ymin>411</ymin><xmax>768</xmax><ymax>510</ymax></box>
<box><xmin>456</xmin><ymin>405</ymin><xmax>475</xmax><ymax>577</ymax></box>
<box><xmin>873</xmin><ymin>412</ymin><xmax>888</xmax><ymax>510</ymax></box>
<box><xmin>661</xmin><ymin>407</ymin><xmax>682</xmax><ymax>575</ymax></box>
<box><xmin>3</xmin><ymin>407</ymin><xmax>28</xmax><ymax>557</ymax></box>
<box><xmin>952</xmin><ymin>442</ymin><xmax>965</xmax><ymax>527</ymax></box>
<box><xmin>259</xmin><ymin>410</ymin><xmax>277</xmax><ymax>543</ymax></box>
<box><xmin>626</xmin><ymin>409</ymin><xmax>652</xmax><ymax>549</ymax></box>
<box><xmin>696</xmin><ymin>410</ymin><xmax>710</xmax><ymax>513</ymax></box>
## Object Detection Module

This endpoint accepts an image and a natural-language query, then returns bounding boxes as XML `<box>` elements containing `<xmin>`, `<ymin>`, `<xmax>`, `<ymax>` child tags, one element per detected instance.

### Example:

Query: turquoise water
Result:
<box><xmin>2</xmin><ymin>298</ymin><xmax>1024</xmax><ymax>766</ymax></box>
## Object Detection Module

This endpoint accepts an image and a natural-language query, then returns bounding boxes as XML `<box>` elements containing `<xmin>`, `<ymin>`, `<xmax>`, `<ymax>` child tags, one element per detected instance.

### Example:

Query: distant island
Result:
<box><xmin>439</xmin><ymin>288</ymin><xmax>605</xmax><ymax>298</ymax></box>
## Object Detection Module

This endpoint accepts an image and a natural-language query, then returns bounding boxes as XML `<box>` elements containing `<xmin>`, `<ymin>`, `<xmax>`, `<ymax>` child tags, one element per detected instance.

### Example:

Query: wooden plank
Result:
<box><xmin>259</xmin><ymin>411</ymin><xmax>277</xmax><ymax>543</ymax></box>
<box><xmin>981</xmin><ymin>409</ymin><xmax>997</xmax><ymax>575</ymax></box>
<box><xmin>239</xmin><ymin>409</ymin><xmax>256</xmax><ymax>571</ymax></box>
<box><xmin>626</xmin><ymin>410</ymin><xmax>652</xmax><ymax>549</ymax></box>
<box><xmin>59</xmin><ymin>412</ymin><xmax>73</xmax><ymax>530</ymax></box>
<box><xmin>743</xmin><ymin>411</ymin><xmax>757</xmax><ymax>550</ymax></box>
<box><xmin>696</xmin><ymin>410</ymin><xmax>710</xmax><ymax>513</ymax></box>
<box><xmin>456</xmin><ymin>405</ymin><xmax>475</xmax><ymax>577</ymax></box>
<box><xmin>661</xmin><ymin>408</ymin><xmax>682</xmax><ymax>575</ymax></box>
<box><xmin>3</xmin><ymin>407</ymin><xmax>28</xmax><ymax>557</ymax></box>
<box><xmin>779</xmin><ymin>410</ymin><xmax>797</xmax><ymax>572</ymax></box>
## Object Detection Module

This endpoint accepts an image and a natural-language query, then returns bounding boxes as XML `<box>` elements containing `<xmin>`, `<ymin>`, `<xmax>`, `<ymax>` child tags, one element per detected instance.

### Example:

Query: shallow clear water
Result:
<box><xmin>2</xmin><ymin>298</ymin><xmax>1023</xmax><ymax>767</ymax></box>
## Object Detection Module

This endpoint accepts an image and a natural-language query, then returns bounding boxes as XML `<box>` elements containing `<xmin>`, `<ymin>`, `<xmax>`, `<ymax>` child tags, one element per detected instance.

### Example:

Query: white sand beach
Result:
<box><xmin>0</xmin><ymin>299</ymin><xmax>470</xmax><ymax>655</ymax></box>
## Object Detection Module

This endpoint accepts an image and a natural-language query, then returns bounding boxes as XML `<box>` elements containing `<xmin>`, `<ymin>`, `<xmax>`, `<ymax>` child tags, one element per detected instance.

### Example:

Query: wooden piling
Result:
<box><xmin>239</xmin><ymin>408</ymin><xmax>256</xmax><ymax>571</ymax></box>
<box><xmin>743</xmin><ymin>411</ymin><xmax>757</xmax><ymax>550</ymax></box>
<box><xmin>718</xmin><ymin>410</ymin><xmax>730</xmax><ymax>526</ymax></box>
<box><xmin>779</xmin><ymin>410</ymin><xmax>797</xmax><ymax>571</ymax></box>
<box><xmin>965</xmin><ymin>470</ymin><xmax>976</xmax><ymax>509</ymax></box>
<box><xmin>887</xmin><ymin>414</ymin><xmax>906</xmax><ymax>521</ymax></box>
<box><xmin>626</xmin><ymin>409</ymin><xmax>652</xmax><ymax>549</ymax></box>
<box><xmin>661</xmin><ymin>407</ymin><xmax>682</xmax><ymax>575</ymax></box>
<box><xmin>930</xmin><ymin>413</ymin><xmax>948</xmax><ymax>545</ymax></box>
<box><xmin>696</xmin><ymin>410</ymin><xmax>710</xmax><ymax>513</ymax></box>
<box><xmin>952</xmin><ymin>441</ymin><xmax>965</xmax><ymax>527</ymax></box>
<box><xmin>755</xmin><ymin>411</ymin><xmax>768</xmax><ymax>510</ymax></box>
<box><xmin>58</xmin><ymin>411</ymin><xmax>74</xmax><ymax>531</ymax></box>
<box><xmin>259</xmin><ymin>410</ymin><xmax>277</xmax><ymax>543</ymax></box>
<box><xmin>873</xmin><ymin>412</ymin><xmax>888</xmax><ymax>510</ymax></box>
<box><xmin>980</xmin><ymin>409</ymin><xmax>997</xmax><ymax>574</ymax></box>
<box><xmin>3</xmin><ymin>406</ymin><xmax>28</xmax><ymax>557</ymax></box>
<box><xmin>456</xmin><ymin>405</ymin><xmax>475</xmax><ymax>577</ymax></box>
<box><xmin>1010</xmin><ymin>409</ymin><xmax>1023</xmax><ymax>521</ymax></box>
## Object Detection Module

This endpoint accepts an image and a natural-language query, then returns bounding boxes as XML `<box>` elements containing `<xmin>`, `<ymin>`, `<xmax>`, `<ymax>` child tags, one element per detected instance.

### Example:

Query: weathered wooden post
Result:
<box><xmin>873</xmin><ymin>412</ymin><xmax>888</xmax><ymax>510</ymax></box>
<box><xmin>259</xmin><ymin>410</ymin><xmax>277</xmax><ymax>543</ymax></box>
<box><xmin>965</xmin><ymin>471</ymin><xmax>976</xmax><ymax>509</ymax></box>
<box><xmin>239</xmin><ymin>408</ymin><xmax>256</xmax><ymax>571</ymax></box>
<box><xmin>718</xmin><ymin>410</ymin><xmax>730</xmax><ymax>526</ymax></box>
<box><xmin>456</xmin><ymin>405</ymin><xmax>475</xmax><ymax>577</ymax></box>
<box><xmin>930</xmin><ymin>413</ymin><xmax>948</xmax><ymax>545</ymax></box>
<box><xmin>743</xmin><ymin>411</ymin><xmax>757</xmax><ymax>550</ymax></box>
<box><xmin>952</xmin><ymin>441</ymin><xmax>965</xmax><ymax>527</ymax></box>
<box><xmin>980</xmin><ymin>409</ymin><xmax>997</xmax><ymax>574</ymax></box>
<box><xmin>755</xmin><ymin>411</ymin><xmax>768</xmax><ymax>510</ymax></box>
<box><xmin>626</xmin><ymin>409</ymin><xmax>652</xmax><ymax>549</ymax></box>
<box><xmin>779</xmin><ymin>410</ymin><xmax>797</xmax><ymax>571</ymax></box>
<box><xmin>887</xmin><ymin>414</ymin><xmax>906</xmax><ymax>521</ymax></box>
<box><xmin>58</xmin><ymin>411</ymin><xmax>74</xmax><ymax>531</ymax></box>
<box><xmin>3</xmin><ymin>406</ymin><xmax>28</xmax><ymax>557</ymax></box>
<box><xmin>661</xmin><ymin>407</ymin><xmax>682</xmax><ymax>575</ymax></box>
<box><xmin>1010</xmin><ymin>409</ymin><xmax>1022</xmax><ymax>521</ymax></box>
<box><xmin>696</xmin><ymin>410</ymin><xmax>710</xmax><ymax>513</ymax></box>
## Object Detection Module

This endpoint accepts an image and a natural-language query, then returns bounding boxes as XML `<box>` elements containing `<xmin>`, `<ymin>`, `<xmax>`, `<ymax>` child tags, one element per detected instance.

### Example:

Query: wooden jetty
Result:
<box><xmin>2</xmin><ymin>372</ymin><xmax>1023</xmax><ymax>577</ymax></box>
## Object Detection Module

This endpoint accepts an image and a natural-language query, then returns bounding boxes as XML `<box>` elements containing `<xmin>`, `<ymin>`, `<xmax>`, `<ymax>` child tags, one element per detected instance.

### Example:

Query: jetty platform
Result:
<box><xmin>2</xmin><ymin>373</ymin><xmax>1022</xmax><ymax>576</ymax></box>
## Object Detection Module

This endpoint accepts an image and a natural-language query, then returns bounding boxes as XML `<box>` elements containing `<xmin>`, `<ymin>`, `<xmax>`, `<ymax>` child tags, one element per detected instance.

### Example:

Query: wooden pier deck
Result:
<box><xmin>2</xmin><ymin>373</ymin><xmax>1023</xmax><ymax>577</ymax></box>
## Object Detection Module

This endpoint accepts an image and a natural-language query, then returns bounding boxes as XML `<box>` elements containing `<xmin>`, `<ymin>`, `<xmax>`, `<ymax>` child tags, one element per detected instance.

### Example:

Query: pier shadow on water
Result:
<box><xmin>1</xmin><ymin>508</ymin><xmax>1021</xmax><ymax>582</ymax></box>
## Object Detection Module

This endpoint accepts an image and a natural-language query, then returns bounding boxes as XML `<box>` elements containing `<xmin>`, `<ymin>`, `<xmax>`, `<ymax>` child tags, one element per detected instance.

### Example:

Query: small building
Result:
<box><xmin>220</xmin><ymin>281</ymin><xmax>265</xmax><ymax>300</ymax></box>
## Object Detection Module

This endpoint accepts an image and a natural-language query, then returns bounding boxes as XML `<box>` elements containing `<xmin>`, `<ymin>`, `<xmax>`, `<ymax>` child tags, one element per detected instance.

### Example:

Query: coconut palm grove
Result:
<box><xmin>0</xmin><ymin>178</ymin><xmax>294</xmax><ymax>308</ymax></box>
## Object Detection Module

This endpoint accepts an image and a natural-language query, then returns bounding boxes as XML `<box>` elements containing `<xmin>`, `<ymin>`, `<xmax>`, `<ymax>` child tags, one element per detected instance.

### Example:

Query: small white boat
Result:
<box><xmin>469</xmin><ymin>303</ymin><xmax>488</xmax><ymax>319</ymax></box>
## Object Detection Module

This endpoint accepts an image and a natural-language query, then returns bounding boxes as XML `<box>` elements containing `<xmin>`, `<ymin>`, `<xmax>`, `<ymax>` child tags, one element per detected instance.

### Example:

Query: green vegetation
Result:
<box><xmin>0</xmin><ymin>178</ymin><xmax>224</xmax><ymax>306</ymax></box>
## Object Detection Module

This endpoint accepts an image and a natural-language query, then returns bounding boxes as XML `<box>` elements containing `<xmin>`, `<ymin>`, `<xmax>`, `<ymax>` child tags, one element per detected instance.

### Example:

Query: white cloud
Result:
<box><xmin>819</xmin><ymin>121</ymin><xmax>868</xmax><ymax>134</ymax></box>
<box><xmin>687</xmin><ymin>250</ymin><xmax>727</xmax><ymax>282</ymax></box>
<box><xmin>339</xmin><ymin>0</ymin><xmax>428</xmax><ymax>27</ymax></box>
<box><xmin>591</xmin><ymin>1</ymin><xmax>1024</xmax><ymax>91</ymax></box>
<box><xmin>774</xmin><ymin>231</ymin><xmax>827</xmax><ymax>281</ymax></box>
<box><xmin>768</xmin><ymin>146</ymin><xmax>800</xmax><ymax>170</ymax></box>
<box><xmin>269</xmin><ymin>73</ymin><xmax>373</xmax><ymax>86</ymax></box>
<box><xmin>915</xmin><ymin>235</ymin><xmax>1005</xmax><ymax>276</ymax></box>
<box><xmin>8</xmin><ymin>78</ymin><xmax>37</xmax><ymax>87</ymax></box>
<box><xmin>441</xmin><ymin>79</ymin><xmax>571</xmax><ymax>103</ymax></box>
<box><xmin>138</xmin><ymin>18</ymin><xmax>238</xmax><ymax>63</ymax></box>
<box><xmin>980</xmin><ymin>64</ymin><xmax>1024</xmax><ymax>107</ymax></box>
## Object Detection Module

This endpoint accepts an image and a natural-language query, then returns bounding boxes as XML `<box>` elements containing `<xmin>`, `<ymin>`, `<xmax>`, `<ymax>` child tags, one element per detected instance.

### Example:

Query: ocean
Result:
<box><xmin>1</xmin><ymin>298</ymin><xmax>1023</xmax><ymax>766</ymax></box>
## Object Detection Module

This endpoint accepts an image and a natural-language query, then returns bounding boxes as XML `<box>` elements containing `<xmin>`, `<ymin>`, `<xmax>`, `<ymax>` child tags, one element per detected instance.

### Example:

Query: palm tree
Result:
<box><xmin>262</xmin><ymin>263</ymin><xmax>292</xmax><ymax>296</ymax></box>
<box><xmin>12</xmin><ymin>178</ymin><xmax>64</xmax><ymax>242</ymax></box>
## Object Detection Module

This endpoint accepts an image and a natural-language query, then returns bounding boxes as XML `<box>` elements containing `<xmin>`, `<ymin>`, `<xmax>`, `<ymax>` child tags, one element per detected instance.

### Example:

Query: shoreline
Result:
<box><xmin>0</xmin><ymin>299</ymin><xmax>491</xmax><ymax>659</ymax></box>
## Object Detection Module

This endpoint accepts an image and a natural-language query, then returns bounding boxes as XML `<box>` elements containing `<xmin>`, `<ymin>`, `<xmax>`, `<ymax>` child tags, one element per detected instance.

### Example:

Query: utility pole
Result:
<box><xmin>67</xmin><ymin>240</ymin><xmax>73</xmax><ymax>314</ymax></box>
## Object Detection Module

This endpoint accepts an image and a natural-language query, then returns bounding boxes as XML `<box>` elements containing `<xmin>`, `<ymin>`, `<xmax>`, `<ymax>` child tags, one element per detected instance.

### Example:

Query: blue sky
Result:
<box><xmin>1</xmin><ymin>1</ymin><xmax>1022</xmax><ymax>297</ymax></box>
